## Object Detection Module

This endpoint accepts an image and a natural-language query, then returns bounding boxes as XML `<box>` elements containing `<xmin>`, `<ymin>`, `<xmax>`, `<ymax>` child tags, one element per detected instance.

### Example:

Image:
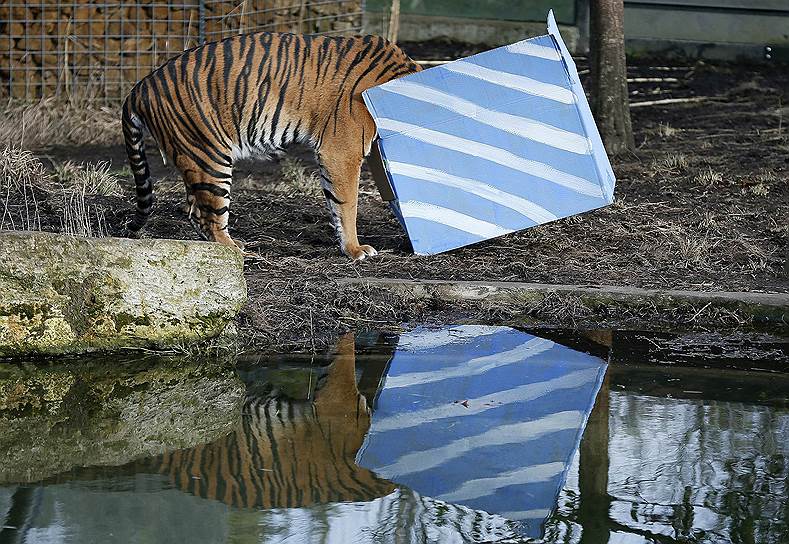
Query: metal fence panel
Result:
<box><xmin>204</xmin><ymin>0</ymin><xmax>363</xmax><ymax>42</ymax></box>
<box><xmin>0</xmin><ymin>1</ymin><xmax>363</xmax><ymax>102</ymax></box>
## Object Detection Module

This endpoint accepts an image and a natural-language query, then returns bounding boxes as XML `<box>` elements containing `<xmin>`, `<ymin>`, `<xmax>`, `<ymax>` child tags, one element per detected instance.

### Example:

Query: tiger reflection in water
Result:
<box><xmin>156</xmin><ymin>333</ymin><xmax>396</xmax><ymax>508</ymax></box>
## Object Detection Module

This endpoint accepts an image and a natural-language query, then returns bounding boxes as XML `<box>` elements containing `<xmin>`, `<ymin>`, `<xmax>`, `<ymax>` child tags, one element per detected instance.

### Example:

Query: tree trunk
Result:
<box><xmin>590</xmin><ymin>0</ymin><xmax>634</xmax><ymax>155</ymax></box>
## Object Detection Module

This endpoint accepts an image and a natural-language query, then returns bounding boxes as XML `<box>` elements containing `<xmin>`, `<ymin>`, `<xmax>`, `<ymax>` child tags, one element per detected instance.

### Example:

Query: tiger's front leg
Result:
<box><xmin>318</xmin><ymin>148</ymin><xmax>377</xmax><ymax>261</ymax></box>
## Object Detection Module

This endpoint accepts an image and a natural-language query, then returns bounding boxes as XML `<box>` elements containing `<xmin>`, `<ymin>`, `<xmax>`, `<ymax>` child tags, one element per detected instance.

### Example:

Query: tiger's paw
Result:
<box><xmin>122</xmin><ymin>223</ymin><xmax>142</xmax><ymax>239</ymax></box>
<box><xmin>344</xmin><ymin>244</ymin><xmax>378</xmax><ymax>261</ymax></box>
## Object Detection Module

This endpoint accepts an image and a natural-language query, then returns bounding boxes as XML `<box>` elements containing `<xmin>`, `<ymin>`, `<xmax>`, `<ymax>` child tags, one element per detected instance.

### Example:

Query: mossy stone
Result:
<box><xmin>0</xmin><ymin>232</ymin><xmax>247</xmax><ymax>357</ymax></box>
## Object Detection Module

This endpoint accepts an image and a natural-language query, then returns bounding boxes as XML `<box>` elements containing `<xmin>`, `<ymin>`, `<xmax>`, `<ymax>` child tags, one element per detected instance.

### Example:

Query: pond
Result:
<box><xmin>0</xmin><ymin>326</ymin><xmax>787</xmax><ymax>543</ymax></box>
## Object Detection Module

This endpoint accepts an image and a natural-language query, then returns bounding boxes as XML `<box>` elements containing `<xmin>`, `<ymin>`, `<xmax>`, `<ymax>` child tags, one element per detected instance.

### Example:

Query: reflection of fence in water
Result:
<box><xmin>0</xmin><ymin>1</ymin><xmax>362</xmax><ymax>102</ymax></box>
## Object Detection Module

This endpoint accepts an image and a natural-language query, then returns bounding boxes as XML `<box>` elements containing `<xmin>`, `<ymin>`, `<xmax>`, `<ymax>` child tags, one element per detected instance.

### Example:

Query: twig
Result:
<box><xmin>688</xmin><ymin>302</ymin><xmax>712</xmax><ymax>322</ymax></box>
<box><xmin>297</xmin><ymin>0</ymin><xmax>307</xmax><ymax>33</ymax></box>
<box><xmin>309</xmin><ymin>308</ymin><xmax>316</xmax><ymax>352</ymax></box>
<box><xmin>627</xmin><ymin>77</ymin><xmax>679</xmax><ymax>83</ymax></box>
<box><xmin>238</xmin><ymin>0</ymin><xmax>248</xmax><ymax>35</ymax></box>
<box><xmin>630</xmin><ymin>97</ymin><xmax>713</xmax><ymax>108</ymax></box>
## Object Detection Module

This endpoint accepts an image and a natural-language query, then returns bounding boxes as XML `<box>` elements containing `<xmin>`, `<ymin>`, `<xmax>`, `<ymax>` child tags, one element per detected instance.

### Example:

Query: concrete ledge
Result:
<box><xmin>340</xmin><ymin>277</ymin><xmax>789</xmax><ymax>328</ymax></box>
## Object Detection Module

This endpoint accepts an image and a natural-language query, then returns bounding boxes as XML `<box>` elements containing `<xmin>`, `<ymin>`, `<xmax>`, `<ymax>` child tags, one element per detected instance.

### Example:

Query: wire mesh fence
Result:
<box><xmin>0</xmin><ymin>1</ymin><xmax>364</xmax><ymax>103</ymax></box>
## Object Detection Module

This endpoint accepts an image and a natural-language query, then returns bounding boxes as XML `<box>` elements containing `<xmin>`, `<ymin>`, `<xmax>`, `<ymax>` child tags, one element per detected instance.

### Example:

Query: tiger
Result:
<box><xmin>121</xmin><ymin>32</ymin><xmax>421</xmax><ymax>260</ymax></box>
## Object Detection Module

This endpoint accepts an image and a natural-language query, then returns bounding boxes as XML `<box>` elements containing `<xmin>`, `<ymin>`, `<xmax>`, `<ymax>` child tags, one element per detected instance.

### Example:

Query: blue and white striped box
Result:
<box><xmin>356</xmin><ymin>325</ymin><xmax>608</xmax><ymax>538</ymax></box>
<box><xmin>363</xmin><ymin>11</ymin><xmax>615</xmax><ymax>255</ymax></box>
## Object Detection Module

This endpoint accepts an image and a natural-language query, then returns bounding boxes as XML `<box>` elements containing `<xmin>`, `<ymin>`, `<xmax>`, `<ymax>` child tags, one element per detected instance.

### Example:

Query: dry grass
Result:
<box><xmin>469</xmin><ymin>291</ymin><xmax>755</xmax><ymax>330</ymax></box>
<box><xmin>54</xmin><ymin>160</ymin><xmax>124</xmax><ymax>197</ymax></box>
<box><xmin>674</xmin><ymin>235</ymin><xmax>714</xmax><ymax>267</ymax></box>
<box><xmin>267</xmin><ymin>156</ymin><xmax>322</xmax><ymax>197</ymax></box>
<box><xmin>1</xmin><ymin>145</ymin><xmax>112</xmax><ymax>237</ymax></box>
<box><xmin>57</xmin><ymin>185</ymin><xmax>109</xmax><ymax>237</ymax></box>
<box><xmin>240</xmin><ymin>256</ymin><xmax>427</xmax><ymax>351</ymax></box>
<box><xmin>651</xmin><ymin>152</ymin><xmax>689</xmax><ymax>174</ymax></box>
<box><xmin>694</xmin><ymin>167</ymin><xmax>724</xmax><ymax>186</ymax></box>
<box><xmin>0</xmin><ymin>146</ymin><xmax>52</xmax><ymax>191</ymax></box>
<box><xmin>0</xmin><ymin>146</ymin><xmax>50</xmax><ymax>231</ymax></box>
<box><xmin>0</xmin><ymin>97</ymin><xmax>120</xmax><ymax>150</ymax></box>
<box><xmin>656</xmin><ymin>122</ymin><xmax>679</xmax><ymax>138</ymax></box>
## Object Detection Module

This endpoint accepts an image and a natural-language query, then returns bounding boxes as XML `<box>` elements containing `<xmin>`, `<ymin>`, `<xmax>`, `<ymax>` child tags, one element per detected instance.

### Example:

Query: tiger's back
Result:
<box><xmin>122</xmin><ymin>33</ymin><xmax>420</xmax><ymax>259</ymax></box>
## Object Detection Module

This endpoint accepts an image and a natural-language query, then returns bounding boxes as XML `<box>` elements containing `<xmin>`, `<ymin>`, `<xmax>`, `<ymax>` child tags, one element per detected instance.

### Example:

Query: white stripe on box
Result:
<box><xmin>443</xmin><ymin>61</ymin><xmax>575</xmax><ymax>104</ymax></box>
<box><xmin>388</xmin><ymin>162</ymin><xmax>558</xmax><ymax>224</ymax></box>
<box><xmin>381</xmin><ymin>80</ymin><xmax>591</xmax><ymax>154</ymax></box>
<box><xmin>378</xmin><ymin>118</ymin><xmax>603</xmax><ymax>197</ymax></box>
<box><xmin>438</xmin><ymin>462</ymin><xmax>566</xmax><ymax>502</ymax></box>
<box><xmin>499</xmin><ymin>509</ymin><xmax>554</xmax><ymax>521</ymax></box>
<box><xmin>398</xmin><ymin>201</ymin><xmax>512</xmax><ymax>239</ymax></box>
<box><xmin>505</xmin><ymin>40</ymin><xmax>562</xmax><ymax>61</ymax></box>
<box><xmin>397</xmin><ymin>325</ymin><xmax>511</xmax><ymax>351</ymax></box>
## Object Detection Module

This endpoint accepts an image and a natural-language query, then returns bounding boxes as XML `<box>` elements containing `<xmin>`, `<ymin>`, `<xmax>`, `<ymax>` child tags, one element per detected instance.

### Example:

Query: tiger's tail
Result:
<box><xmin>122</xmin><ymin>95</ymin><xmax>153</xmax><ymax>235</ymax></box>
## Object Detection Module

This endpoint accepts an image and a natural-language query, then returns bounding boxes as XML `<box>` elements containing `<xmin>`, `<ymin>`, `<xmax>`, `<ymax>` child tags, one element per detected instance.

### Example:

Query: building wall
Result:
<box><xmin>365</xmin><ymin>0</ymin><xmax>789</xmax><ymax>61</ymax></box>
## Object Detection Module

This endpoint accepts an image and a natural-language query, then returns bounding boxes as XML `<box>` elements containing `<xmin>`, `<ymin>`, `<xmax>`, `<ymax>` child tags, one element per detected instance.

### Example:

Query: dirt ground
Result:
<box><xmin>2</xmin><ymin>42</ymin><xmax>788</xmax><ymax>348</ymax></box>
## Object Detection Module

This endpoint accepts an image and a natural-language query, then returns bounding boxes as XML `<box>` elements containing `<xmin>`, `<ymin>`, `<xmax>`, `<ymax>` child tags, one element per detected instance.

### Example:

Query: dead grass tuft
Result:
<box><xmin>656</xmin><ymin>123</ymin><xmax>679</xmax><ymax>138</ymax></box>
<box><xmin>54</xmin><ymin>160</ymin><xmax>124</xmax><ymax>197</ymax></box>
<box><xmin>651</xmin><ymin>152</ymin><xmax>689</xmax><ymax>174</ymax></box>
<box><xmin>699</xmin><ymin>211</ymin><xmax>718</xmax><ymax>232</ymax></box>
<box><xmin>1</xmin><ymin>146</ymin><xmax>113</xmax><ymax>236</ymax></box>
<box><xmin>738</xmin><ymin>170</ymin><xmax>784</xmax><ymax>197</ymax></box>
<box><xmin>58</xmin><ymin>185</ymin><xmax>109</xmax><ymax>237</ymax></box>
<box><xmin>0</xmin><ymin>97</ymin><xmax>121</xmax><ymax>150</ymax></box>
<box><xmin>0</xmin><ymin>146</ymin><xmax>50</xmax><ymax>231</ymax></box>
<box><xmin>674</xmin><ymin>235</ymin><xmax>713</xmax><ymax>267</ymax></box>
<box><xmin>694</xmin><ymin>167</ymin><xmax>723</xmax><ymax>186</ymax></box>
<box><xmin>0</xmin><ymin>145</ymin><xmax>51</xmax><ymax>191</ymax></box>
<box><xmin>747</xmin><ymin>184</ymin><xmax>769</xmax><ymax>197</ymax></box>
<box><xmin>266</xmin><ymin>156</ymin><xmax>322</xmax><ymax>197</ymax></box>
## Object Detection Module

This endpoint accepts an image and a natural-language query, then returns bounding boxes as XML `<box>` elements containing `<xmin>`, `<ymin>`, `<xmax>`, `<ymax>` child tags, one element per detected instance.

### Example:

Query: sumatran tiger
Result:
<box><xmin>121</xmin><ymin>33</ymin><xmax>420</xmax><ymax>260</ymax></box>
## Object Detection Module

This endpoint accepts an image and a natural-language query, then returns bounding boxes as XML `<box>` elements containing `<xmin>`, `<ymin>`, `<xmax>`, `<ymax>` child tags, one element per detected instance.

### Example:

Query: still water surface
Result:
<box><xmin>0</xmin><ymin>326</ymin><xmax>787</xmax><ymax>543</ymax></box>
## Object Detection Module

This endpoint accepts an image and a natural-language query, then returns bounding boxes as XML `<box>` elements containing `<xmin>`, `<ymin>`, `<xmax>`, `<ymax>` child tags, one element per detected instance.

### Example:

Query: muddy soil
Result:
<box><xmin>34</xmin><ymin>49</ymin><xmax>787</xmax><ymax>292</ymax></box>
<box><xmin>5</xmin><ymin>45</ymin><xmax>787</xmax><ymax>348</ymax></box>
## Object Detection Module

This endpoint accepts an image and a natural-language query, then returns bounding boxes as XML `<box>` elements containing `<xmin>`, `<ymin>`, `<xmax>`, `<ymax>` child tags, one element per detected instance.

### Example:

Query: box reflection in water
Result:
<box><xmin>358</xmin><ymin>325</ymin><xmax>608</xmax><ymax>539</ymax></box>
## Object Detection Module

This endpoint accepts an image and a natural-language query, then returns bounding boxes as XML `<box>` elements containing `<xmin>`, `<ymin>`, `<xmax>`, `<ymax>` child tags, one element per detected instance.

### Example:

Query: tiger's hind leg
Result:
<box><xmin>177</xmin><ymin>158</ymin><xmax>239</xmax><ymax>249</ymax></box>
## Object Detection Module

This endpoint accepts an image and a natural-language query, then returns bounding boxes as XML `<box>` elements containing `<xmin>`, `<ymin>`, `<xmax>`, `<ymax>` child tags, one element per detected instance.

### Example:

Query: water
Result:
<box><xmin>0</xmin><ymin>326</ymin><xmax>787</xmax><ymax>543</ymax></box>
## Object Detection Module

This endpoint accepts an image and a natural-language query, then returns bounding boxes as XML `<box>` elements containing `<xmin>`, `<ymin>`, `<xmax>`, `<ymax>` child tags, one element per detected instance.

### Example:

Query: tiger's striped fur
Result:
<box><xmin>122</xmin><ymin>33</ymin><xmax>420</xmax><ymax>259</ymax></box>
